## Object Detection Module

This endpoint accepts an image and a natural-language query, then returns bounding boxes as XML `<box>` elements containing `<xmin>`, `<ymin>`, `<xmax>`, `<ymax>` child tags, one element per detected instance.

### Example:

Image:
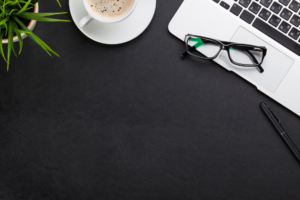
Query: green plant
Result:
<box><xmin>0</xmin><ymin>0</ymin><xmax>70</xmax><ymax>70</ymax></box>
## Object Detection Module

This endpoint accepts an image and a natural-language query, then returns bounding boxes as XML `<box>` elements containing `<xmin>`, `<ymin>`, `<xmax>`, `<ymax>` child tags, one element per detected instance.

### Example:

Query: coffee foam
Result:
<box><xmin>87</xmin><ymin>0</ymin><xmax>134</xmax><ymax>19</ymax></box>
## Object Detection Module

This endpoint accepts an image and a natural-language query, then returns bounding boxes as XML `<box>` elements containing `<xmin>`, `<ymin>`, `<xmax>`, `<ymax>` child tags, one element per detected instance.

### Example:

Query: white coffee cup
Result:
<box><xmin>79</xmin><ymin>0</ymin><xmax>138</xmax><ymax>27</ymax></box>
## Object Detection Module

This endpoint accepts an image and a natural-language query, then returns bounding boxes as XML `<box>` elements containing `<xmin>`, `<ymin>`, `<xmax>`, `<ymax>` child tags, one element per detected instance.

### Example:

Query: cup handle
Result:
<box><xmin>79</xmin><ymin>15</ymin><xmax>93</xmax><ymax>28</ymax></box>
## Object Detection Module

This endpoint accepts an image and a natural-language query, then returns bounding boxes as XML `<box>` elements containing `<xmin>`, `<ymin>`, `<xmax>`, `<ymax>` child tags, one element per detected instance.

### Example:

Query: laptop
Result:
<box><xmin>169</xmin><ymin>0</ymin><xmax>300</xmax><ymax>116</ymax></box>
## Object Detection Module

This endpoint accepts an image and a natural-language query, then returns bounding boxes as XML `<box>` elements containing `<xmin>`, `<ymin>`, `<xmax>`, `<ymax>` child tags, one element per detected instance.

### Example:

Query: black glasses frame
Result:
<box><xmin>182</xmin><ymin>34</ymin><xmax>267</xmax><ymax>73</ymax></box>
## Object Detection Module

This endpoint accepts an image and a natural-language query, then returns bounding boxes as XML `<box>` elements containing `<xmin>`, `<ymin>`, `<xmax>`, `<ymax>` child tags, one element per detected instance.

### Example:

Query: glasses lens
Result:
<box><xmin>186</xmin><ymin>36</ymin><xmax>221</xmax><ymax>58</ymax></box>
<box><xmin>229</xmin><ymin>45</ymin><xmax>263</xmax><ymax>66</ymax></box>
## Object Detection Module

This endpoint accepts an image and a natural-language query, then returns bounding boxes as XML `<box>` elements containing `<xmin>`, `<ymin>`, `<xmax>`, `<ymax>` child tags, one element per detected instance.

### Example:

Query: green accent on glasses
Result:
<box><xmin>190</xmin><ymin>37</ymin><xmax>204</xmax><ymax>48</ymax></box>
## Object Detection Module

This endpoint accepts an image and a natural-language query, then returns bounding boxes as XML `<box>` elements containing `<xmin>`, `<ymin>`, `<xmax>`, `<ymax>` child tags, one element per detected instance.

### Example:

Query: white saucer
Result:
<box><xmin>69</xmin><ymin>0</ymin><xmax>156</xmax><ymax>45</ymax></box>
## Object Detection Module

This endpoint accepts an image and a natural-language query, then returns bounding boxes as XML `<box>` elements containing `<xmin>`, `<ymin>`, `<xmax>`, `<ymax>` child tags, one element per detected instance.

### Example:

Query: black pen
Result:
<box><xmin>260</xmin><ymin>102</ymin><xmax>300</xmax><ymax>163</ymax></box>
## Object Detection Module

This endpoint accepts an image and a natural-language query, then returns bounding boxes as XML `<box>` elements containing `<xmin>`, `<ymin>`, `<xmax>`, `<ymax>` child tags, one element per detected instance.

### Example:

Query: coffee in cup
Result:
<box><xmin>87</xmin><ymin>0</ymin><xmax>134</xmax><ymax>19</ymax></box>
<box><xmin>79</xmin><ymin>0</ymin><xmax>138</xmax><ymax>28</ymax></box>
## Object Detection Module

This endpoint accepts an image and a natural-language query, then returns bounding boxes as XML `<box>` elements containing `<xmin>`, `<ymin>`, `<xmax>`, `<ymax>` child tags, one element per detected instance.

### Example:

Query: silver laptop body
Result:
<box><xmin>169</xmin><ymin>0</ymin><xmax>300</xmax><ymax>116</ymax></box>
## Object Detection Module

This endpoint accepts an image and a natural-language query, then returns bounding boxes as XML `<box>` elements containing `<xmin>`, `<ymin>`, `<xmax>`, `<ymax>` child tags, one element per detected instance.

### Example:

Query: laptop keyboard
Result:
<box><xmin>213</xmin><ymin>0</ymin><xmax>300</xmax><ymax>56</ymax></box>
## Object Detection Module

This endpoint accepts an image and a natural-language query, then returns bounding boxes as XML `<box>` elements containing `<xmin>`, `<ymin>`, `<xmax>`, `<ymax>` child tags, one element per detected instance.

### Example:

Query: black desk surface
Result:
<box><xmin>1</xmin><ymin>1</ymin><xmax>300</xmax><ymax>199</ymax></box>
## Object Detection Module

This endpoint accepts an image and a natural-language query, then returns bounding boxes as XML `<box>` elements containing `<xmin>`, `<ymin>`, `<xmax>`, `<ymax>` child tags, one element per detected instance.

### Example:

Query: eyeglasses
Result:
<box><xmin>182</xmin><ymin>34</ymin><xmax>267</xmax><ymax>73</ymax></box>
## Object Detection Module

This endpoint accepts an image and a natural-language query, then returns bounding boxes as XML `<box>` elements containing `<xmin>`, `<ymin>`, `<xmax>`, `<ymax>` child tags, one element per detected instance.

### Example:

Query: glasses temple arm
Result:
<box><xmin>242</xmin><ymin>49</ymin><xmax>264</xmax><ymax>73</ymax></box>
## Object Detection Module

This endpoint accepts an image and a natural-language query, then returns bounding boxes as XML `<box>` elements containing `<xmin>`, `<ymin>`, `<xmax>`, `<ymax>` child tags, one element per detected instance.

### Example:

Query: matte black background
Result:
<box><xmin>0</xmin><ymin>0</ymin><xmax>300</xmax><ymax>199</ymax></box>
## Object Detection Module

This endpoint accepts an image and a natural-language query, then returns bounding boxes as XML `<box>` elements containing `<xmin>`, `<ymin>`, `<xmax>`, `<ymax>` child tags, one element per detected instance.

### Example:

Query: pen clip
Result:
<box><xmin>261</xmin><ymin>102</ymin><xmax>286</xmax><ymax>133</ymax></box>
<box><xmin>268</xmin><ymin>106</ymin><xmax>281</xmax><ymax>125</ymax></box>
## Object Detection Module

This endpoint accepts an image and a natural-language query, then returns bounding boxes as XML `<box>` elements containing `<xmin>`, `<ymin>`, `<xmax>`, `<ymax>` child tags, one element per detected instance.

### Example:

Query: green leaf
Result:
<box><xmin>13</xmin><ymin>28</ymin><xmax>31</xmax><ymax>35</ymax></box>
<box><xmin>0</xmin><ymin>17</ymin><xmax>10</xmax><ymax>26</ymax></box>
<box><xmin>11</xmin><ymin>20</ymin><xmax>23</xmax><ymax>54</ymax></box>
<box><xmin>0</xmin><ymin>31</ymin><xmax>7</xmax><ymax>62</ymax></box>
<box><xmin>3</xmin><ymin>22</ymin><xmax>8</xmax><ymax>36</ymax></box>
<box><xmin>7</xmin><ymin>20</ymin><xmax>14</xmax><ymax>71</ymax></box>
<box><xmin>17</xmin><ymin>12</ymin><xmax>71</xmax><ymax>22</ymax></box>
<box><xmin>18</xmin><ymin>12</ymin><xmax>69</xmax><ymax>17</ymax></box>
<box><xmin>8</xmin><ymin>20</ymin><xmax>17</xmax><ymax>58</ymax></box>
<box><xmin>15</xmin><ymin>0</ymin><xmax>32</xmax><ymax>15</ymax></box>
<box><xmin>9</xmin><ymin>9</ymin><xmax>19</xmax><ymax>15</ymax></box>
<box><xmin>13</xmin><ymin>16</ymin><xmax>60</xmax><ymax>57</ymax></box>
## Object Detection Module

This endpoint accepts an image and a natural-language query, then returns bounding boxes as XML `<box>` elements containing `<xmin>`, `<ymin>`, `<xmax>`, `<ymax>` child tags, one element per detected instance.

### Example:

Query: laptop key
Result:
<box><xmin>279</xmin><ymin>0</ymin><xmax>291</xmax><ymax>6</ymax></box>
<box><xmin>289</xmin><ymin>0</ymin><xmax>300</xmax><ymax>12</ymax></box>
<box><xmin>230</xmin><ymin>3</ymin><xmax>243</xmax><ymax>16</ymax></box>
<box><xmin>249</xmin><ymin>2</ymin><xmax>262</xmax><ymax>14</ymax></box>
<box><xmin>240</xmin><ymin>10</ymin><xmax>255</xmax><ymax>23</ymax></box>
<box><xmin>269</xmin><ymin>15</ymin><xmax>281</xmax><ymax>27</ymax></box>
<box><xmin>259</xmin><ymin>8</ymin><xmax>271</xmax><ymax>20</ymax></box>
<box><xmin>260</xmin><ymin>0</ymin><xmax>273</xmax><ymax>8</ymax></box>
<box><xmin>239</xmin><ymin>0</ymin><xmax>251</xmax><ymax>8</ymax></box>
<box><xmin>220</xmin><ymin>1</ymin><xmax>230</xmax><ymax>9</ymax></box>
<box><xmin>289</xmin><ymin>28</ymin><xmax>300</xmax><ymax>40</ymax></box>
<box><xmin>213</xmin><ymin>0</ymin><xmax>220</xmax><ymax>3</ymax></box>
<box><xmin>270</xmin><ymin>2</ymin><xmax>283</xmax><ymax>14</ymax></box>
<box><xmin>290</xmin><ymin>15</ymin><xmax>300</xmax><ymax>27</ymax></box>
<box><xmin>280</xmin><ymin>8</ymin><xmax>293</xmax><ymax>21</ymax></box>
<box><xmin>252</xmin><ymin>18</ymin><xmax>300</xmax><ymax>56</ymax></box>
<box><xmin>279</xmin><ymin>21</ymin><xmax>292</xmax><ymax>33</ymax></box>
